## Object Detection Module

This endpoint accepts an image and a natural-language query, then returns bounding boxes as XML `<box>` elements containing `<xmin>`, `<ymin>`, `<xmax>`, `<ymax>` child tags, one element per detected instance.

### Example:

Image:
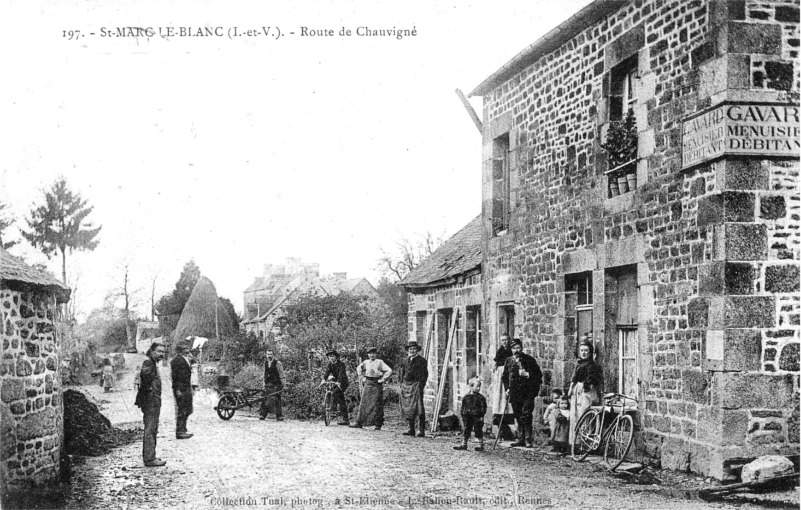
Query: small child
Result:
<box><xmin>454</xmin><ymin>378</ymin><xmax>488</xmax><ymax>452</ymax></box>
<box><xmin>133</xmin><ymin>364</ymin><xmax>141</xmax><ymax>391</ymax></box>
<box><xmin>542</xmin><ymin>388</ymin><xmax>564</xmax><ymax>443</ymax></box>
<box><xmin>551</xmin><ymin>397</ymin><xmax>571</xmax><ymax>455</ymax></box>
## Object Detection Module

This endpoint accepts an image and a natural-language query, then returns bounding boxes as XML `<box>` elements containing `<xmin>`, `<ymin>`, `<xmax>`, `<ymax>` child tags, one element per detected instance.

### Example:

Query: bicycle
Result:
<box><xmin>571</xmin><ymin>392</ymin><xmax>638</xmax><ymax>470</ymax></box>
<box><xmin>319</xmin><ymin>381</ymin><xmax>342</xmax><ymax>426</ymax></box>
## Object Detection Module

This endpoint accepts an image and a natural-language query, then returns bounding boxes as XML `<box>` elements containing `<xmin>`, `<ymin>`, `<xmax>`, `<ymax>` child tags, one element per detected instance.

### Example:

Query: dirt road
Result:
<box><xmin>60</xmin><ymin>367</ymin><xmax>797</xmax><ymax>510</ymax></box>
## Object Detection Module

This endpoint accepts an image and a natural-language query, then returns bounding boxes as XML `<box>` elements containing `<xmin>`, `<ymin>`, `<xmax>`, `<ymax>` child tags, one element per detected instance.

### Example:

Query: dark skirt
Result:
<box><xmin>356</xmin><ymin>380</ymin><xmax>384</xmax><ymax>426</ymax></box>
<box><xmin>400</xmin><ymin>381</ymin><xmax>425</xmax><ymax>420</ymax></box>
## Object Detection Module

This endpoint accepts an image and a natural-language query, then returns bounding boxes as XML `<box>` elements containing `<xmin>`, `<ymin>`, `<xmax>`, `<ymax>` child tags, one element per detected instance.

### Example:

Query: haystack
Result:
<box><xmin>173</xmin><ymin>276</ymin><xmax>235</xmax><ymax>342</ymax></box>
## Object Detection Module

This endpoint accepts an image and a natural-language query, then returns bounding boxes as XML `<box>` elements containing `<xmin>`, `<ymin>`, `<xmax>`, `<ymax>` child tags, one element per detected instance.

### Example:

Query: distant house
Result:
<box><xmin>242</xmin><ymin>258</ymin><xmax>378</xmax><ymax>338</ymax></box>
<box><xmin>0</xmin><ymin>248</ymin><xmax>71</xmax><ymax>500</ymax></box>
<box><xmin>399</xmin><ymin>216</ymin><xmax>483</xmax><ymax>421</ymax></box>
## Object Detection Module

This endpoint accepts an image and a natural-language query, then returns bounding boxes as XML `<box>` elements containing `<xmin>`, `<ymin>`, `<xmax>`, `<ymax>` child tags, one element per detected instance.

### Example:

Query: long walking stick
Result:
<box><xmin>492</xmin><ymin>412</ymin><xmax>506</xmax><ymax>451</ymax></box>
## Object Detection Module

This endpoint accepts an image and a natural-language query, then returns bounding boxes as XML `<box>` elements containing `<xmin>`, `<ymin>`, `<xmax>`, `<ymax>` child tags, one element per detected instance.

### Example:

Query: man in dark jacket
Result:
<box><xmin>135</xmin><ymin>342</ymin><xmax>167</xmax><ymax>467</ymax></box>
<box><xmin>260</xmin><ymin>349</ymin><xmax>286</xmax><ymax>421</ymax></box>
<box><xmin>322</xmin><ymin>350</ymin><xmax>349</xmax><ymax>425</ymax></box>
<box><xmin>502</xmin><ymin>339</ymin><xmax>543</xmax><ymax>447</ymax></box>
<box><xmin>400</xmin><ymin>341</ymin><xmax>428</xmax><ymax>437</ymax></box>
<box><xmin>170</xmin><ymin>342</ymin><xmax>194</xmax><ymax>439</ymax></box>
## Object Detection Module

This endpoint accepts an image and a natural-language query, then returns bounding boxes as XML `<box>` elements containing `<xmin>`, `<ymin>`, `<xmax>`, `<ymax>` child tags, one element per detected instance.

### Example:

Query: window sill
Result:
<box><xmin>604</xmin><ymin>191</ymin><xmax>635</xmax><ymax>214</ymax></box>
<box><xmin>604</xmin><ymin>159</ymin><xmax>638</xmax><ymax>175</ymax></box>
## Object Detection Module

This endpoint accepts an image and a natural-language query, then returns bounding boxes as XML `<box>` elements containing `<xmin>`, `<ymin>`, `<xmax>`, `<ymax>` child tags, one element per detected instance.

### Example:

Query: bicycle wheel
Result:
<box><xmin>216</xmin><ymin>394</ymin><xmax>236</xmax><ymax>420</ymax></box>
<box><xmin>571</xmin><ymin>409</ymin><xmax>602</xmax><ymax>462</ymax></box>
<box><xmin>604</xmin><ymin>414</ymin><xmax>634</xmax><ymax>470</ymax></box>
<box><xmin>323</xmin><ymin>392</ymin><xmax>333</xmax><ymax>426</ymax></box>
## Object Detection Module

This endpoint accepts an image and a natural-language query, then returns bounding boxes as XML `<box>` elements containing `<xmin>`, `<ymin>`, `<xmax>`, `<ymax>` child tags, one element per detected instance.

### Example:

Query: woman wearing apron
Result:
<box><xmin>568</xmin><ymin>337</ymin><xmax>604</xmax><ymax>445</ymax></box>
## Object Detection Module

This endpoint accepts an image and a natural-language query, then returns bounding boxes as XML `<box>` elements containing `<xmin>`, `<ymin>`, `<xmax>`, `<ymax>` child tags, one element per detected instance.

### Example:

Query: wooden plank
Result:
<box><xmin>431</xmin><ymin>310</ymin><xmax>459</xmax><ymax>432</ymax></box>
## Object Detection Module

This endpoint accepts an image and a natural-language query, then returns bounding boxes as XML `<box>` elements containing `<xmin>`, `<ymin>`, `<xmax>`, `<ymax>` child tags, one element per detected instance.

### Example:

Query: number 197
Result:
<box><xmin>63</xmin><ymin>30</ymin><xmax>81</xmax><ymax>40</ymax></box>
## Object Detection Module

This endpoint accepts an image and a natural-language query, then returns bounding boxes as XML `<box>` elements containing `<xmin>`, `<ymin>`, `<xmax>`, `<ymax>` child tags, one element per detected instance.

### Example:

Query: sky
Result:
<box><xmin>2</xmin><ymin>0</ymin><xmax>594</xmax><ymax>321</ymax></box>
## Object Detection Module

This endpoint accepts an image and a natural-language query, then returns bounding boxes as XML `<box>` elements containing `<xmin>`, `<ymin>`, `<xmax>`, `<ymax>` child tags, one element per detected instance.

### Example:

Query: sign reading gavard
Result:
<box><xmin>682</xmin><ymin>103</ymin><xmax>800</xmax><ymax>169</ymax></box>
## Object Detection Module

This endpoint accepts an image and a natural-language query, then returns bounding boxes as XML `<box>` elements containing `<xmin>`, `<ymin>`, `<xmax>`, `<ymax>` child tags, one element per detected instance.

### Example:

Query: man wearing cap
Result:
<box><xmin>502</xmin><ymin>339</ymin><xmax>543</xmax><ymax>448</ymax></box>
<box><xmin>135</xmin><ymin>342</ymin><xmax>167</xmax><ymax>467</ymax></box>
<box><xmin>170</xmin><ymin>342</ymin><xmax>194</xmax><ymax>439</ymax></box>
<box><xmin>260</xmin><ymin>349</ymin><xmax>286</xmax><ymax>421</ymax></box>
<box><xmin>322</xmin><ymin>350</ymin><xmax>350</xmax><ymax>425</ymax></box>
<box><xmin>351</xmin><ymin>347</ymin><xmax>392</xmax><ymax>430</ymax></box>
<box><xmin>400</xmin><ymin>341</ymin><xmax>428</xmax><ymax>437</ymax></box>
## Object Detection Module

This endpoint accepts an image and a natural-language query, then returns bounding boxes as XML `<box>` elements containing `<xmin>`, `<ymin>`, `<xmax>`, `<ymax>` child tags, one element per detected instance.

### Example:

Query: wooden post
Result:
<box><xmin>455</xmin><ymin>89</ymin><xmax>482</xmax><ymax>135</ymax></box>
<box><xmin>431</xmin><ymin>309</ymin><xmax>459</xmax><ymax>433</ymax></box>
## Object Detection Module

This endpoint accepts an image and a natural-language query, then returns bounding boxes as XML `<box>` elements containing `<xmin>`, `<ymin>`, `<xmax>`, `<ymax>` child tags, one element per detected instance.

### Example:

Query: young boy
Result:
<box><xmin>454</xmin><ymin>378</ymin><xmax>488</xmax><ymax>452</ymax></box>
<box><xmin>542</xmin><ymin>388</ymin><xmax>564</xmax><ymax>443</ymax></box>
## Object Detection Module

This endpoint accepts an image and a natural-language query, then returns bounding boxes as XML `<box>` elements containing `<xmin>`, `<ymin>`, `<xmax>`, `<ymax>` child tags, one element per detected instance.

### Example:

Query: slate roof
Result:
<box><xmin>400</xmin><ymin>215</ymin><xmax>482</xmax><ymax>288</ymax></box>
<box><xmin>0</xmin><ymin>248</ymin><xmax>71</xmax><ymax>301</ymax></box>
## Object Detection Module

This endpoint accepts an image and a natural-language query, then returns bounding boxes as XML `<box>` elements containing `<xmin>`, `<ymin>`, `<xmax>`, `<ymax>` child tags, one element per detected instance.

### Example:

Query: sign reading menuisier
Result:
<box><xmin>682</xmin><ymin>103</ymin><xmax>800</xmax><ymax>169</ymax></box>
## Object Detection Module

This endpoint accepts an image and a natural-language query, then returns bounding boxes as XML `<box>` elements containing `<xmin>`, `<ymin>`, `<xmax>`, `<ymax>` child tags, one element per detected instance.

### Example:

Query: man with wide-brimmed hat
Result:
<box><xmin>322</xmin><ymin>349</ymin><xmax>350</xmax><ymax>425</ymax></box>
<box><xmin>170</xmin><ymin>342</ymin><xmax>194</xmax><ymax>439</ymax></box>
<box><xmin>502</xmin><ymin>338</ymin><xmax>542</xmax><ymax>447</ymax></box>
<box><xmin>399</xmin><ymin>341</ymin><xmax>428</xmax><ymax>437</ymax></box>
<box><xmin>351</xmin><ymin>347</ymin><xmax>392</xmax><ymax>430</ymax></box>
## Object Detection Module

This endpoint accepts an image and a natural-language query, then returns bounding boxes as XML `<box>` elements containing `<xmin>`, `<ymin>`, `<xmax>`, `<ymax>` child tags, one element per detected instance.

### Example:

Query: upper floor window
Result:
<box><xmin>605</xmin><ymin>55</ymin><xmax>639</xmax><ymax>198</ymax></box>
<box><xmin>491</xmin><ymin>133</ymin><xmax>510</xmax><ymax>236</ymax></box>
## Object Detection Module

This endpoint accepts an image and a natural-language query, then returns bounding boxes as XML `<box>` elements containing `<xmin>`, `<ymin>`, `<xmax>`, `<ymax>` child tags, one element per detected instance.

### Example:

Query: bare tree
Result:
<box><xmin>150</xmin><ymin>270</ymin><xmax>160</xmax><ymax>321</ymax></box>
<box><xmin>114</xmin><ymin>262</ymin><xmax>142</xmax><ymax>350</ymax></box>
<box><xmin>378</xmin><ymin>231</ymin><xmax>444</xmax><ymax>282</ymax></box>
<box><xmin>0</xmin><ymin>201</ymin><xmax>18</xmax><ymax>250</ymax></box>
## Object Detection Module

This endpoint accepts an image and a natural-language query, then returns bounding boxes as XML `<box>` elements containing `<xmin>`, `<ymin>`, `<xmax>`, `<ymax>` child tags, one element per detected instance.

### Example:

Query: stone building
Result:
<box><xmin>242</xmin><ymin>258</ymin><xmax>378</xmax><ymax>337</ymax></box>
<box><xmin>461</xmin><ymin>0</ymin><xmax>799</xmax><ymax>479</ymax></box>
<box><xmin>1</xmin><ymin>248</ymin><xmax>71</xmax><ymax>498</ymax></box>
<box><xmin>400</xmin><ymin>216</ymin><xmax>484</xmax><ymax>422</ymax></box>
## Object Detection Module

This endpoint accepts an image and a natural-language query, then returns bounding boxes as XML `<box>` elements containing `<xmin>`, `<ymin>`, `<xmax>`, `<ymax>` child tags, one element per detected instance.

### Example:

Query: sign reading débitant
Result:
<box><xmin>682</xmin><ymin>103</ymin><xmax>800</xmax><ymax>169</ymax></box>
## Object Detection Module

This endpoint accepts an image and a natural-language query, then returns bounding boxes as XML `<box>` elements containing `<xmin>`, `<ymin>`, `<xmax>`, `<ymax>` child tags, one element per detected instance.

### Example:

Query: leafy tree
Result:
<box><xmin>22</xmin><ymin>177</ymin><xmax>101</xmax><ymax>283</ymax></box>
<box><xmin>218</xmin><ymin>296</ymin><xmax>241</xmax><ymax>327</ymax></box>
<box><xmin>155</xmin><ymin>260</ymin><xmax>201</xmax><ymax>334</ymax></box>
<box><xmin>75</xmin><ymin>295</ymin><xmax>135</xmax><ymax>352</ymax></box>
<box><xmin>0</xmin><ymin>201</ymin><xmax>18</xmax><ymax>250</ymax></box>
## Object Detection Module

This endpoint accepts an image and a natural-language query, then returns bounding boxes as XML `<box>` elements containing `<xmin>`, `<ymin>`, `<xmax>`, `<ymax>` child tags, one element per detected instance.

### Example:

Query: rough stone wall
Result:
<box><xmin>0</xmin><ymin>288</ymin><xmax>63</xmax><ymax>492</ymax></box>
<box><xmin>406</xmin><ymin>281</ymin><xmax>488</xmax><ymax>420</ymax></box>
<box><xmin>479</xmin><ymin>0</ymin><xmax>799</xmax><ymax>479</ymax></box>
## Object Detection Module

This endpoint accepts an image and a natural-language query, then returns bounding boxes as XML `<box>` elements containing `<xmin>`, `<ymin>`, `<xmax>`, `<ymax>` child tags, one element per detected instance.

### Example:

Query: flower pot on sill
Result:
<box><xmin>627</xmin><ymin>172</ymin><xmax>637</xmax><ymax>191</ymax></box>
<box><xmin>617</xmin><ymin>174</ymin><xmax>629</xmax><ymax>194</ymax></box>
<box><xmin>609</xmin><ymin>180</ymin><xmax>620</xmax><ymax>197</ymax></box>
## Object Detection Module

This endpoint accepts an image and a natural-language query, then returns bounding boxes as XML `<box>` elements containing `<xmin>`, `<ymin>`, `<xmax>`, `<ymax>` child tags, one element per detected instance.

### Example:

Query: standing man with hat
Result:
<box><xmin>135</xmin><ymin>342</ymin><xmax>167</xmax><ymax>467</ymax></box>
<box><xmin>400</xmin><ymin>341</ymin><xmax>428</xmax><ymax>437</ymax></box>
<box><xmin>260</xmin><ymin>348</ymin><xmax>286</xmax><ymax>421</ymax></box>
<box><xmin>351</xmin><ymin>347</ymin><xmax>393</xmax><ymax>430</ymax></box>
<box><xmin>491</xmin><ymin>333</ymin><xmax>515</xmax><ymax>441</ymax></box>
<box><xmin>322</xmin><ymin>350</ymin><xmax>350</xmax><ymax>425</ymax></box>
<box><xmin>170</xmin><ymin>342</ymin><xmax>194</xmax><ymax>439</ymax></box>
<box><xmin>502</xmin><ymin>338</ymin><xmax>542</xmax><ymax>448</ymax></box>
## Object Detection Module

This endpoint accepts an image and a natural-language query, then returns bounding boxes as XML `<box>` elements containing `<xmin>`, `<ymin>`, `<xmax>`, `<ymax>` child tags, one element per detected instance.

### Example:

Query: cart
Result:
<box><xmin>214</xmin><ymin>388</ymin><xmax>281</xmax><ymax>420</ymax></box>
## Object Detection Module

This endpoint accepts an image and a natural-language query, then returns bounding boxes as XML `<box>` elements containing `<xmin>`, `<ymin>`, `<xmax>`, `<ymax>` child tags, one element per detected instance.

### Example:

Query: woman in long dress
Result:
<box><xmin>568</xmin><ymin>337</ymin><xmax>604</xmax><ymax>445</ymax></box>
<box><xmin>490</xmin><ymin>334</ymin><xmax>514</xmax><ymax>440</ymax></box>
<box><xmin>352</xmin><ymin>347</ymin><xmax>392</xmax><ymax>430</ymax></box>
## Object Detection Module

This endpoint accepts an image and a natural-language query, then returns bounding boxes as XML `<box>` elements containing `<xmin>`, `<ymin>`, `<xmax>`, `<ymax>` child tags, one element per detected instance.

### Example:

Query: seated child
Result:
<box><xmin>542</xmin><ymin>388</ymin><xmax>564</xmax><ymax>443</ymax></box>
<box><xmin>454</xmin><ymin>378</ymin><xmax>488</xmax><ymax>452</ymax></box>
<box><xmin>551</xmin><ymin>396</ymin><xmax>571</xmax><ymax>455</ymax></box>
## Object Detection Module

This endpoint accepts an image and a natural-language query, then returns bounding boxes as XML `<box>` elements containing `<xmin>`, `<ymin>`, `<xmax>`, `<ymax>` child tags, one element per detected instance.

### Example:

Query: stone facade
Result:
<box><xmin>471</xmin><ymin>0</ymin><xmax>799</xmax><ymax>479</ymax></box>
<box><xmin>1</xmin><ymin>288</ymin><xmax>65</xmax><ymax>494</ymax></box>
<box><xmin>406</xmin><ymin>277</ymin><xmax>485</xmax><ymax>420</ymax></box>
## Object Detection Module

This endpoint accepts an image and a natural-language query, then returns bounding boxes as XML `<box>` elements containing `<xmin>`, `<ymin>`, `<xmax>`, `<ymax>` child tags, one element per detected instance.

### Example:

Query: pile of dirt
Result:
<box><xmin>62</xmin><ymin>389</ymin><xmax>141</xmax><ymax>456</ymax></box>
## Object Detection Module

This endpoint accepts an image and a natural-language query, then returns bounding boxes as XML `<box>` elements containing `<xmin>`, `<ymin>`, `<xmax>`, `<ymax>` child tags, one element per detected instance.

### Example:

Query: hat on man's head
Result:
<box><xmin>405</xmin><ymin>341</ymin><xmax>421</xmax><ymax>351</ymax></box>
<box><xmin>325</xmin><ymin>350</ymin><xmax>339</xmax><ymax>358</ymax></box>
<box><xmin>366</xmin><ymin>347</ymin><xmax>378</xmax><ymax>354</ymax></box>
<box><xmin>510</xmin><ymin>338</ymin><xmax>523</xmax><ymax>348</ymax></box>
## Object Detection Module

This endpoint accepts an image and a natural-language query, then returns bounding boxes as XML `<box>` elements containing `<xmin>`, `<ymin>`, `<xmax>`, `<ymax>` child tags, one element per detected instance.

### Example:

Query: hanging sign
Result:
<box><xmin>682</xmin><ymin>103</ymin><xmax>800</xmax><ymax>169</ymax></box>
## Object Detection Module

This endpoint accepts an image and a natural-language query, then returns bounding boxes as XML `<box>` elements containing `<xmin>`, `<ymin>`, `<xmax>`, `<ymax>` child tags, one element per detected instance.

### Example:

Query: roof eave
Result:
<box><xmin>469</xmin><ymin>0</ymin><xmax>628</xmax><ymax>97</ymax></box>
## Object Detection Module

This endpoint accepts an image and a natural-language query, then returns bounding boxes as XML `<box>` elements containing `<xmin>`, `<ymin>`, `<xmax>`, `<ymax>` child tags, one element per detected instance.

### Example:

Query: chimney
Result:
<box><xmin>333</xmin><ymin>272</ymin><xmax>347</xmax><ymax>280</ymax></box>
